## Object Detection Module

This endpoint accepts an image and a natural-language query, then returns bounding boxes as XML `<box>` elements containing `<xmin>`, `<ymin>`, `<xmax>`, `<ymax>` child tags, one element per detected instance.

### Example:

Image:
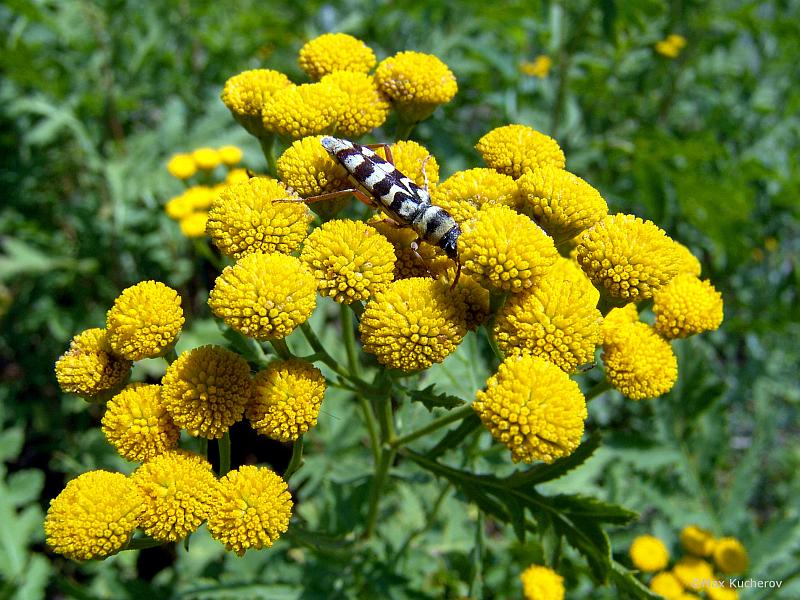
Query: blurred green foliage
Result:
<box><xmin>1</xmin><ymin>0</ymin><xmax>799</xmax><ymax>598</ymax></box>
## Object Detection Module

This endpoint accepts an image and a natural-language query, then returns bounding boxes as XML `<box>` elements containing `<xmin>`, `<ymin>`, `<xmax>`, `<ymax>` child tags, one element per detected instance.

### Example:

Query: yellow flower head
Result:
<box><xmin>707</xmin><ymin>584</ymin><xmax>739</xmax><ymax>600</ymax></box>
<box><xmin>44</xmin><ymin>470</ymin><xmax>143</xmax><ymax>561</ymax></box>
<box><xmin>165</xmin><ymin>186</ymin><xmax>215</xmax><ymax>221</ymax></box>
<box><xmin>473</xmin><ymin>354</ymin><xmax>587</xmax><ymax>463</ymax></box>
<box><xmin>374</xmin><ymin>51</ymin><xmax>458</xmax><ymax>122</ymax></box>
<box><xmin>460</xmin><ymin>205</ymin><xmax>559</xmax><ymax>293</ymax></box>
<box><xmin>102</xmin><ymin>384</ymin><xmax>180</xmax><ymax>462</ymax></box>
<box><xmin>192</xmin><ymin>147</ymin><xmax>221</xmax><ymax>171</ymax></box>
<box><xmin>431</xmin><ymin>168</ymin><xmax>520</xmax><ymax>227</ymax></box>
<box><xmin>55</xmin><ymin>328</ymin><xmax>131</xmax><ymax>399</ymax></box>
<box><xmin>226</xmin><ymin>168</ymin><xmax>251</xmax><ymax>185</ymax></box>
<box><xmin>576</xmin><ymin>214</ymin><xmax>684</xmax><ymax>302</ymax></box>
<box><xmin>247</xmin><ymin>360</ymin><xmax>326</xmax><ymax>442</ymax></box>
<box><xmin>673</xmin><ymin>241</ymin><xmax>703</xmax><ymax>277</ymax></box>
<box><xmin>221</xmin><ymin>69</ymin><xmax>293</xmax><ymax>136</ymax></box>
<box><xmin>476</xmin><ymin>124</ymin><xmax>566</xmax><ymax>179</ymax></box>
<box><xmin>667</xmin><ymin>34</ymin><xmax>687</xmax><ymax>49</ymax></box>
<box><xmin>207</xmin><ymin>465</ymin><xmax>293</xmax><ymax>556</ymax></box>
<box><xmin>517</xmin><ymin>166</ymin><xmax>608</xmax><ymax>244</ymax></box>
<box><xmin>106</xmin><ymin>281</ymin><xmax>184</xmax><ymax>361</ymax></box>
<box><xmin>132</xmin><ymin>450</ymin><xmax>218</xmax><ymax>542</ymax></box>
<box><xmin>520</xmin><ymin>55</ymin><xmax>553</xmax><ymax>79</ymax></box>
<box><xmin>167</xmin><ymin>153</ymin><xmax>197</xmax><ymax>180</ymax></box>
<box><xmin>680</xmin><ymin>524</ymin><xmax>716</xmax><ymax>557</ymax></box>
<box><xmin>656</xmin><ymin>40</ymin><xmax>681</xmax><ymax>58</ymax></box>
<box><xmin>629</xmin><ymin>534</ymin><xmax>670</xmax><ymax>572</ymax></box>
<box><xmin>673</xmin><ymin>556</ymin><xmax>715</xmax><ymax>590</ymax></box>
<box><xmin>206</xmin><ymin>177</ymin><xmax>312</xmax><ymax>260</ymax></box>
<box><xmin>218</xmin><ymin>145</ymin><xmax>243</xmax><ymax>166</ymax></box>
<box><xmin>713</xmin><ymin>537</ymin><xmax>748</xmax><ymax>574</ymax></box>
<box><xmin>376</xmin><ymin>140</ymin><xmax>440</xmax><ymax>188</ymax></box>
<box><xmin>277</xmin><ymin>135</ymin><xmax>350</xmax><ymax>198</ymax></box>
<box><xmin>650</xmin><ymin>572</ymin><xmax>684</xmax><ymax>599</ymax></box>
<box><xmin>179</xmin><ymin>212</ymin><xmax>209</xmax><ymax>238</ymax></box>
<box><xmin>366</xmin><ymin>217</ymin><xmax>447</xmax><ymax>280</ymax></box>
<box><xmin>300</xmin><ymin>219</ymin><xmax>396</xmax><ymax>304</ymax></box>
<box><xmin>298</xmin><ymin>33</ymin><xmax>376</xmax><ymax>80</ymax></box>
<box><xmin>494</xmin><ymin>266</ymin><xmax>602</xmax><ymax>373</ymax></box>
<box><xmin>262</xmin><ymin>81</ymin><xmax>347</xmax><ymax>139</ymax></box>
<box><xmin>209</xmin><ymin>252</ymin><xmax>317</xmax><ymax>340</ymax></box>
<box><xmin>554</xmin><ymin>256</ymin><xmax>600</xmax><ymax>307</ymax></box>
<box><xmin>442</xmin><ymin>271</ymin><xmax>490</xmax><ymax>331</ymax></box>
<box><xmin>321</xmin><ymin>71</ymin><xmax>390</xmax><ymax>137</ymax></box>
<box><xmin>359</xmin><ymin>277</ymin><xmax>468</xmax><ymax>372</ymax></box>
<box><xmin>161</xmin><ymin>346</ymin><xmax>254</xmax><ymax>438</ymax></box>
<box><xmin>602</xmin><ymin>320</ymin><xmax>678</xmax><ymax>400</ymax></box>
<box><xmin>520</xmin><ymin>564</ymin><xmax>565</xmax><ymax>600</ymax></box>
<box><xmin>601</xmin><ymin>303</ymin><xmax>640</xmax><ymax>344</ymax></box>
<box><xmin>653</xmin><ymin>274</ymin><xmax>724</xmax><ymax>339</ymax></box>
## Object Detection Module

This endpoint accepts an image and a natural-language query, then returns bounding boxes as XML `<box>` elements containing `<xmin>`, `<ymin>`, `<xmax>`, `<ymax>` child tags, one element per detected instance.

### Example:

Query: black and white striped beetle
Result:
<box><xmin>296</xmin><ymin>136</ymin><xmax>462</xmax><ymax>286</ymax></box>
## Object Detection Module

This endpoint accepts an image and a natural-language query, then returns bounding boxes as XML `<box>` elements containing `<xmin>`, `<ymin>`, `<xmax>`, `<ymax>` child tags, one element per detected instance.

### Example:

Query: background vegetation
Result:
<box><xmin>1</xmin><ymin>0</ymin><xmax>798</xmax><ymax>597</ymax></box>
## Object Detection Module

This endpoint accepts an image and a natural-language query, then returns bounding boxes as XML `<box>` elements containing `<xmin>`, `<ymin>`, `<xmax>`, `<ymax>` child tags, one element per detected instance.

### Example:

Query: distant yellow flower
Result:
<box><xmin>207</xmin><ymin>465</ymin><xmax>293</xmax><ymax>556</ymax></box>
<box><xmin>132</xmin><ymin>451</ymin><xmax>218</xmax><ymax>542</ymax></box>
<box><xmin>262</xmin><ymin>82</ymin><xmax>347</xmax><ymax>139</ymax></box>
<box><xmin>179</xmin><ymin>211</ymin><xmax>209</xmax><ymax>238</ymax></box>
<box><xmin>494</xmin><ymin>266</ymin><xmax>602</xmax><ymax>372</ymax></box>
<box><xmin>576</xmin><ymin>214</ymin><xmax>684</xmax><ymax>302</ymax></box>
<box><xmin>460</xmin><ymin>205</ymin><xmax>559</xmax><ymax>293</ymax></box>
<box><xmin>106</xmin><ymin>281</ymin><xmax>184</xmax><ymax>361</ymax></box>
<box><xmin>225</xmin><ymin>168</ymin><xmax>251</xmax><ymax>185</ymax></box>
<box><xmin>713</xmin><ymin>537</ymin><xmax>748</xmax><ymax>574</ymax></box>
<box><xmin>667</xmin><ymin>34</ymin><xmax>687</xmax><ymax>49</ymax></box>
<box><xmin>520</xmin><ymin>55</ymin><xmax>552</xmax><ymax>78</ymax></box>
<box><xmin>298</xmin><ymin>33</ymin><xmax>376</xmax><ymax>80</ymax></box>
<box><xmin>206</xmin><ymin>177</ymin><xmax>312</xmax><ymax>259</ymax></box>
<box><xmin>517</xmin><ymin>166</ymin><xmax>608</xmax><ymax>244</ymax></box>
<box><xmin>650</xmin><ymin>572</ymin><xmax>684</xmax><ymax>599</ymax></box>
<box><xmin>300</xmin><ymin>219</ymin><xmax>396</xmax><ymax>303</ymax></box>
<box><xmin>218</xmin><ymin>145</ymin><xmax>243</xmax><ymax>166</ymax></box>
<box><xmin>55</xmin><ymin>328</ymin><xmax>131</xmax><ymax>399</ymax></box>
<box><xmin>377</xmin><ymin>140</ymin><xmax>440</xmax><ymax>188</ymax></box>
<box><xmin>44</xmin><ymin>470</ymin><xmax>143</xmax><ymax>560</ymax></box>
<box><xmin>520</xmin><ymin>564</ymin><xmax>564</xmax><ymax>600</ymax></box>
<box><xmin>680</xmin><ymin>524</ymin><xmax>716</xmax><ymax>557</ymax></box>
<box><xmin>102</xmin><ymin>384</ymin><xmax>180</xmax><ymax>462</ymax></box>
<box><xmin>167</xmin><ymin>153</ymin><xmax>197</xmax><ymax>179</ymax></box>
<box><xmin>277</xmin><ymin>135</ymin><xmax>349</xmax><ymax>198</ymax></box>
<box><xmin>375</xmin><ymin>51</ymin><xmax>458</xmax><ymax>122</ymax></box>
<box><xmin>248</xmin><ymin>360</ymin><xmax>326</xmax><ymax>441</ymax></box>
<box><xmin>656</xmin><ymin>40</ymin><xmax>680</xmax><ymax>58</ymax></box>
<box><xmin>707</xmin><ymin>584</ymin><xmax>739</xmax><ymax>600</ymax></box>
<box><xmin>161</xmin><ymin>346</ymin><xmax>254</xmax><ymax>438</ymax></box>
<box><xmin>165</xmin><ymin>194</ymin><xmax>194</xmax><ymax>220</ymax></box>
<box><xmin>629</xmin><ymin>535</ymin><xmax>670</xmax><ymax>572</ymax></box>
<box><xmin>431</xmin><ymin>168</ymin><xmax>520</xmax><ymax>226</ymax></box>
<box><xmin>359</xmin><ymin>277</ymin><xmax>467</xmax><ymax>372</ymax></box>
<box><xmin>209</xmin><ymin>252</ymin><xmax>317</xmax><ymax>340</ymax></box>
<box><xmin>653</xmin><ymin>274</ymin><xmax>724</xmax><ymax>339</ymax></box>
<box><xmin>183</xmin><ymin>185</ymin><xmax>217</xmax><ymax>211</ymax></box>
<box><xmin>192</xmin><ymin>147</ymin><xmax>221</xmax><ymax>170</ymax></box>
<box><xmin>673</xmin><ymin>556</ymin><xmax>715</xmax><ymax>590</ymax></box>
<box><xmin>321</xmin><ymin>71</ymin><xmax>390</xmax><ymax>137</ymax></box>
<box><xmin>602</xmin><ymin>320</ymin><xmax>678</xmax><ymax>400</ymax></box>
<box><xmin>221</xmin><ymin>69</ymin><xmax>293</xmax><ymax>136</ymax></box>
<box><xmin>476</xmin><ymin>124</ymin><xmax>565</xmax><ymax>179</ymax></box>
<box><xmin>474</xmin><ymin>354</ymin><xmax>587</xmax><ymax>463</ymax></box>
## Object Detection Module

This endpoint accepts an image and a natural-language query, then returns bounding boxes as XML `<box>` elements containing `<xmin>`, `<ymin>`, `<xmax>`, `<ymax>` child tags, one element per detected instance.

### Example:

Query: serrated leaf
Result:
<box><xmin>406</xmin><ymin>384</ymin><xmax>466</xmax><ymax>412</ymax></box>
<box><xmin>610</xmin><ymin>560</ymin><xmax>664</xmax><ymax>599</ymax></box>
<box><xmin>504</xmin><ymin>432</ymin><xmax>601</xmax><ymax>488</ymax></box>
<box><xmin>548</xmin><ymin>494</ymin><xmax>638</xmax><ymax>525</ymax></box>
<box><xmin>426</xmin><ymin>413</ymin><xmax>482</xmax><ymax>459</ymax></box>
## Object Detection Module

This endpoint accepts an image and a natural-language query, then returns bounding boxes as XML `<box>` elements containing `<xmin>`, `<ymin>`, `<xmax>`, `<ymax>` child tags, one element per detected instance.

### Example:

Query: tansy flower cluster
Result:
<box><xmin>655</xmin><ymin>34</ymin><xmax>688</xmax><ymax>59</ymax></box>
<box><xmin>630</xmin><ymin>526</ymin><xmax>748</xmax><ymax>599</ymax></box>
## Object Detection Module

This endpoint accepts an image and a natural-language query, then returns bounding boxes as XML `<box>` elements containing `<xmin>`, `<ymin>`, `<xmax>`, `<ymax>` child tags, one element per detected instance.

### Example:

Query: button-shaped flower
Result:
<box><xmin>713</xmin><ymin>537</ymin><xmax>748</xmax><ymax>574</ymax></box>
<box><xmin>221</xmin><ymin>69</ymin><xmax>293</xmax><ymax>136</ymax></box>
<box><xmin>653</xmin><ymin>274</ymin><xmax>724</xmax><ymax>339</ymax></box>
<box><xmin>629</xmin><ymin>535</ymin><xmax>670</xmax><ymax>572</ymax></box>
<box><xmin>520</xmin><ymin>565</ymin><xmax>565</xmax><ymax>600</ymax></box>
<box><xmin>277</xmin><ymin>135</ymin><xmax>350</xmax><ymax>198</ymax></box>
<box><xmin>375</xmin><ymin>51</ymin><xmax>457</xmax><ymax>122</ymax></box>
<box><xmin>167</xmin><ymin>153</ymin><xmax>197</xmax><ymax>179</ymax></box>
<box><xmin>298</xmin><ymin>33</ymin><xmax>376</xmax><ymax>80</ymax></box>
<box><xmin>476</xmin><ymin>124</ymin><xmax>565</xmax><ymax>179</ymax></box>
<box><xmin>262</xmin><ymin>81</ymin><xmax>347</xmax><ymax>139</ymax></box>
<box><xmin>322</xmin><ymin>71</ymin><xmax>390</xmax><ymax>138</ymax></box>
<box><xmin>55</xmin><ymin>328</ymin><xmax>131</xmax><ymax>399</ymax></box>
<box><xmin>431</xmin><ymin>168</ymin><xmax>521</xmax><ymax>226</ymax></box>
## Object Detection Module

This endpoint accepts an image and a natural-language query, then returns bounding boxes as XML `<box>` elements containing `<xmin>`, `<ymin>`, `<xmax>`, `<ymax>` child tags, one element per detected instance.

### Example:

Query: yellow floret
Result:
<box><xmin>520</xmin><ymin>564</ymin><xmax>564</xmax><ymax>600</ymax></box>
<box><xmin>208</xmin><ymin>252</ymin><xmax>317</xmax><ymax>340</ymax></box>
<box><xmin>476</xmin><ymin>124</ymin><xmax>565</xmax><ymax>179</ymax></box>
<box><xmin>374</xmin><ymin>51</ymin><xmax>458</xmax><ymax>122</ymax></box>
<box><xmin>277</xmin><ymin>135</ymin><xmax>350</xmax><ymax>198</ymax></box>
<box><xmin>102</xmin><ymin>384</ymin><xmax>179</xmax><ymax>462</ymax></box>
<box><xmin>300</xmin><ymin>219</ymin><xmax>396</xmax><ymax>304</ymax></box>
<box><xmin>680</xmin><ymin>524</ymin><xmax>716</xmax><ymax>557</ymax></box>
<box><xmin>653</xmin><ymin>274</ymin><xmax>724</xmax><ymax>339</ymax></box>
<box><xmin>321</xmin><ymin>71</ymin><xmax>390</xmax><ymax>138</ymax></box>
<box><xmin>629</xmin><ymin>534</ymin><xmax>670</xmax><ymax>572</ymax></box>
<box><xmin>179</xmin><ymin>211</ymin><xmax>209</xmax><ymax>238</ymax></box>
<box><xmin>221</xmin><ymin>69</ymin><xmax>293</xmax><ymax>136</ymax></box>
<box><xmin>206</xmin><ymin>177</ymin><xmax>312</xmax><ymax>260</ymax></box>
<box><xmin>167</xmin><ymin>153</ymin><xmax>197</xmax><ymax>179</ymax></box>
<box><xmin>207</xmin><ymin>465</ymin><xmax>293</xmax><ymax>556</ymax></box>
<box><xmin>247</xmin><ymin>360</ymin><xmax>326</xmax><ymax>442</ymax></box>
<box><xmin>713</xmin><ymin>537</ymin><xmax>748</xmax><ymax>574</ymax></box>
<box><xmin>55</xmin><ymin>328</ymin><xmax>131</xmax><ymax>399</ymax></box>
<box><xmin>650</xmin><ymin>572</ymin><xmax>684</xmax><ymax>599</ymax></box>
<box><xmin>517</xmin><ymin>166</ymin><xmax>608</xmax><ymax>244</ymax></box>
<box><xmin>298</xmin><ymin>33</ymin><xmax>376</xmax><ymax>80</ymax></box>
<box><xmin>192</xmin><ymin>147</ymin><xmax>221</xmax><ymax>171</ymax></box>
<box><xmin>262</xmin><ymin>82</ymin><xmax>347</xmax><ymax>139</ymax></box>
<box><xmin>218</xmin><ymin>145</ymin><xmax>243</xmax><ymax>166</ymax></box>
<box><xmin>106</xmin><ymin>281</ymin><xmax>184</xmax><ymax>361</ymax></box>
<box><xmin>673</xmin><ymin>556</ymin><xmax>715</xmax><ymax>590</ymax></box>
<box><xmin>460</xmin><ymin>205</ymin><xmax>559</xmax><ymax>293</ymax></box>
<box><xmin>359</xmin><ymin>277</ymin><xmax>467</xmax><ymax>372</ymax></box>
<box><xmin>161</xmin><ymin>346</ymin><xmax>254</xmax><ymax>439</ymax></box>
<box><xmin>367</xmin><ymin>217</ymin><xmax>448</xmax><ymax>280</ymax></box>
<box><xmin>474</xmin><ymin>354</ymin><xmax>587</xmax><ymax>463</ymax></box>
<box><xmin>431</xmin><ymin>168</ymin><xmax>521</xmax><ymax>227</ymax></box>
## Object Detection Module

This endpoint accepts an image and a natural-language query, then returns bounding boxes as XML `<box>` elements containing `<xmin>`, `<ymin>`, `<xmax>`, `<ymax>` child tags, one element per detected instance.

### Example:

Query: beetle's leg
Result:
<box><xmin>420</xmin><ymin>154</ymin><xmax>433</xmax><ymax>193</ymax></box>
<box><xmin>378</xmin><ymin>217</ymin><xmax>409</xmax><ymax>229</ymax></box>
<box><xmin>409</xmin><ymin>240</ymin><xmax>433</xmax><ymax>277</ymax></box>
<box><xmin>364</xmin><ymin>144</ymin><xmax>394</xmax><ymax>165</ymax></box>
<box><xmin>449</xmin><ymin>258</ymin><xmax>462</xmax><ymax>291</ymax></box>
<box><xmin>274</xmin><ymin>188</ymin><xmax>377</xmax><ymax>209</ymax></box>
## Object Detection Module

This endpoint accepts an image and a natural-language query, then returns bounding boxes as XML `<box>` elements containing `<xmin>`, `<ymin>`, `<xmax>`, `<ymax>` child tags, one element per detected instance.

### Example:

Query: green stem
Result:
<box><xmin>163</xmin><ymin>348</ymin><xmax>179</xmax><ymax>365</ymax></box>
<box><xmin>300</xmin><ymin>322</ymin><xmax>376</xmax><ymax>390</ymax></box>
<box><xmin>197</xmin><ymin>437</ymin><xmax>208</xmax><ymax>458</ymax></box>
<box><xmin>348</xmin><ymin>301</ymin><xmax>365</xmax><ymax>320</ymax></box>
<box><xmin>258</xmin><ymin>135</ymin><xmax>277</xmax><ymax>176</ymax></box>
<box><xmin>358</xmin><ymin>396</ymin><xmax>381</xmax><ymax>464</ymax></box>
<box><xmin>218</xmin><ymin>431</ymin><xmax>231</xmax><ymax>476</ymax></box>
<box><xmin>192</xmin><ymin>239</ymin><xmax>223</xmax><ymax>271</ymax></box>
<box><xmin>284</xmin><ymin>437</ymin><xmax>305</xmax><ymax>480</ymax></box>
<box><xmin>125</xmin><ymin>536</ymin><xmax>163</xmax><ymax>551</ymax></box>
<box><xmin>394</xmin><ymin>118</ymin><xmax>417</xmax><ymax>141</ymax></box>
<box><xmin>364</xmin><ymin>446</ymin><xmax>395</xmax><ymax>539</ymax></box>
<box><xmin>270</xmin><ymin>338</ymin><xmax>293</xmax><ymax>360</ymax></box>
<box><xmin>585</xmin><ymin>378</ymin><xmax>612</xmax><ymax>402</ymax></box>
<box><xmin>340</xmin><ymin>303</ymin><xmax>360</xmax><ymax>376</ymax></box>
<box><xmin>391</xmin><ymin>404</ymin><xmax>475</xmax><ymax>448</ymax></box>
<box><xmin>393</xmin><ymin>483</ymin><xmax>451</xmax><ymax>562</ymax></box>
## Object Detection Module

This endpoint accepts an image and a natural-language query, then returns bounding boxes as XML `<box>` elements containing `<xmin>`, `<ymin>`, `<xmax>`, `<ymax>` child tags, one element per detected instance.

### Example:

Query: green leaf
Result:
<box><xmin>504</xmin><ymin>432</ymin><xmax>601</xmax><ymax>487</ymax></box>
<box><xmin>405</xmin><ymin>384</ymin><xmax>467</xmax><ymax>412</ymax></box>
<box><xmin>5</xmin><ymin>470</ymin><xmax>44</xmax><ymax>507</ymax></box>
<box><xmin>426</xmin><ymin>413</ymin><xmax>482</xmax><ymax>459</ymax></box>
<box><xmin>0</xmin><ymin>428</ymin><xmax>24</xmax><ymax>463</ymax></box>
